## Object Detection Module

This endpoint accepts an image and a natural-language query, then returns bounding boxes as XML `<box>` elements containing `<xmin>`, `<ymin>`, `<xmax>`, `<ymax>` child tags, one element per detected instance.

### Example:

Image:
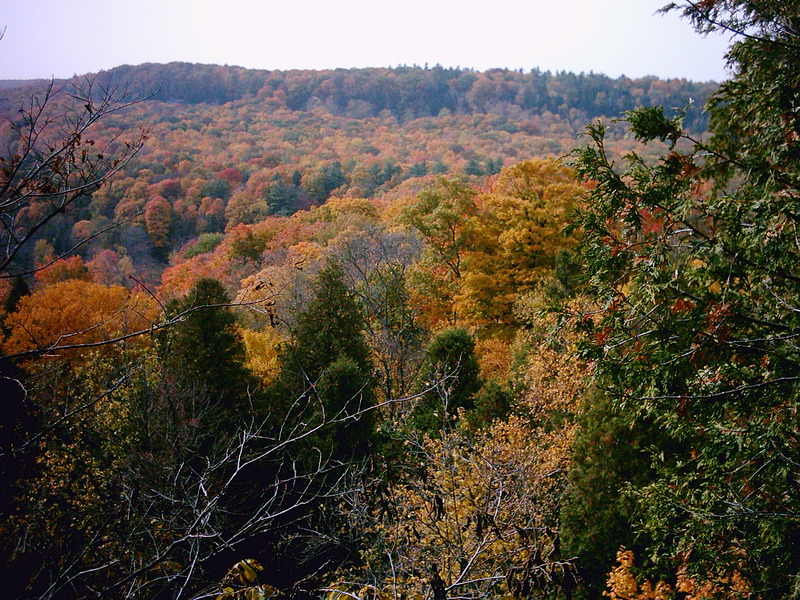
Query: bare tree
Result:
<box><xmin>0</xmin><ymin>76</ymin><xmax>147</xmax><ymax>278</ymax></box>
<box><xmin>8</xmin><ymin>356</ymin><xmax>424</xmax><ymax>600</ymax></box>
<box><xmin>332</xmin><ymin>224</ymin><xmax>427</xmax><ymax>406</ymax></box>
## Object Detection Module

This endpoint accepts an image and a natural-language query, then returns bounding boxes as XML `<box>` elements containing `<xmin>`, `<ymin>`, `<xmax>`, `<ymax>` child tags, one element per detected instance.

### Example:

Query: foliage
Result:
<box><xmin>144</xmin><ymin>194</ymin><xmax>173</xmax><ymax>256</ymax></box>
<box><xmin>270</xmin><ymin>259</ymin><xmax>376</xmax><ymax>461</ymax></box>
<box><xmin>340</xmin><ymin>415</ymin><xmax>578</xmax><ymax>600</ymax></box>
<box><xmin>215</xmin><ymin>558</ymin><xmax>279</xmax><ymax>600</ymax></box>
<box><xmin>0</xmin><ymin>41</ymin><xmax>736</xmax><ymax>600</ymax></box>
<box><xmin>2</xmin><ymin>279</ymin><xmax>157</xmax><ymax>362</ymax></box>
<box><xmin>331</xmin><ymin>216</ymin><xmax>426</xmax><ymax>404</ymax></box>
<box><xmin>1</xmin><ymin>62</ymin><xmax>703</xmax><ymax>288</ymax></box>
<box><xmin>604</xmin><ymin>547</ymin><xmax>751</xmax><ymax>600</ymax></box>
<box><xmin>241</xmin><ymin>326</ymin><xmax>284</xmax><ymax>384</ymax></box>
<box><xmin>604</xmin><ymin>549</ymin><xmax>673</xmax><ymax>600</ymax></box>
<box><xmin>567</xmin><ymin>1</ymin><xmax>800</xmax><ymax>595</ymax></box>
<box><xmin>560</xmin><ymin>391</ymin><xmax>659</xmax><ymax>596</ymax></box>
<box><xmin>457</xmin><ymin>158</ymin><xmax>585</xmax><ymax>334</ymax></box>
<box><xmin>303</xmin><ymin>162</ymin><xmax>347</xmax><ymax>204</ymax></box>
<box><xmin>411</xmin><ymin>327</ymin><xmax>481</xmax><ymax>435</ymax></box>
<box><xmin>183</xmin><ymin>231</ymin><xmax>225</xmax><ymax>259</ymax></box>
<box><xmin>78</xmin><ymin>63</ymin><xmax>716</xmax><ymax>129</ymax></box>
<box><xmin>161</xmin><ymin>277</ymin><xmax>257</xmax><ymax>411</ymax></box>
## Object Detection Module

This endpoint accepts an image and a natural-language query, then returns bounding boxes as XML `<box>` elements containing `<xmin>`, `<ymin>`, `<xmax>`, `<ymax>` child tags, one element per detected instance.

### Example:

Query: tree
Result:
<box><xmin>270</xmin><ymin>259</ymin><xmax>377</xmax><ymax>461</ymax></box>
<box><xmin>333</xmin><ymin>380</ymin><xmax>581</xmax><ymax>600</ymax></box>
<box><xmin>3</xmin><ymin>344</ymin><xmax>375</xmax><ymax>600</ymax></box>
<box><xmin>302</xmin><ymin>161</ymin><xmax>347</xmax><ymax>204</ymax></box>
<box><xmin>332</xmin><ymin>221</ymin><xmax>426</xmax><ymax>405</ymax></box>
<box><xmin>263</xmin><ymin>175</ymin><xmax>300</xmax><ymax>216</ymax></box>
<box><xmin>568</xmin><ymin>2</ymin><xmax>800</xmax><ymax>595</ymax></box>
<box><xmin>2</xmin><ymin>279</ymin><xmax>157</xmax><ymax>363</ymax></box>
<box><xmin>402</xmin><ymin>177</ymin><xmax>477</xmax><ymax>281</ymax></box>
<box><xmin>144</xmin><ymin>195</ymin><xmax>173</xmax><ymax>257</ymax></box>
<box><xmin>457</xmin><ymin>159</ymin><xmax>584</xmax><ymax>334</ymax></box>
<box><xmin>1</xmin><ymin>275</ymin><xmax>379</xmax><ymax>599</ymax></box>
<box><xmin>161</xmin><ymin>277</ymin><xmax>257</xmax><ymax>414</ymax></box>
<box><xmin>401</xmin><ymin>177</ymin><xmax>478</xmax><ymax>327</ymax></box>
<box><xmin>411</xmin><ymin>327</ymin><xmax>481</xmax><ymax>436</ymax></box>
<box><xmin>200</xmin><ymin>178</ymin><xmax>231</xmax><ymax>201</ymax></box>
<box><xmin>0</xmin><ymin>78</ymin><xmax>146</xmax><ymax>279</ymax></box>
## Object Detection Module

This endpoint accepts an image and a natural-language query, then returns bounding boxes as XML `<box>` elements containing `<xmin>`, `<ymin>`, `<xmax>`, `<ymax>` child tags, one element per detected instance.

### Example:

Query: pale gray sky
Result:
<box><xmin>1</xmin><ymin>0</ymin><xmax>732</xmax><ymax>81</ymax></box>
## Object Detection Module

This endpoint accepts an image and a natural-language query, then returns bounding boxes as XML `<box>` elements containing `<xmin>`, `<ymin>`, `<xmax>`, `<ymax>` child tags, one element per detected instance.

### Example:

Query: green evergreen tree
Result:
<box><xmin>302</xmin><ymin>162</ymin><xmax>347</xmax><ymax>203</ymax></box>
<box><xmin>411</xmin><ymin>327</ymin><xmax>481</xmax><ymax>435</ymax></box>
<box><xmin>271</xmin><ymin>260</ymin><xmax>376</xmax><ymax>460</ymax></box>
<box><xmin>560</xmin><ymin>393</ymin><xmax>659</xmax><ymax>596</ymax></box>
<box><xmin>162</xmin><ymin>278</ymin><xmax>256</xmax><ymax>414</ymax></box>
<box><xmin>566</xmin><ymin>2</ymin><xmax>800</xmax><ymax>594</ymax></box>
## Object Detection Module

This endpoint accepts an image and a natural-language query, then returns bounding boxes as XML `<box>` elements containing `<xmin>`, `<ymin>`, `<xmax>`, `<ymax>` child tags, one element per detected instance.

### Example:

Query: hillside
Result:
<box><xmin>0</xmin><ymin>63</ymin><xmax>714</xmax><ymax>285</ymax></box>
<box><xmin>2</xmin><ymin>63</ymin><xmax>717</xmax><ymax>126</ymax></box>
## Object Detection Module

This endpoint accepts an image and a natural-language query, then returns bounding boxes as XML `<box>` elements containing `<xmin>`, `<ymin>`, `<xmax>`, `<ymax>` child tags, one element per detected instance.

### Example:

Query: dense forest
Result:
<box><xmin>2</xmin><ymin>2</ymin><xmax>799</xmax><ymax>599</ymax></box>
<box><xmin>2</xmin><ymin>62</ymin><xmax>717</xmax><ymax>127</ymax></box>
<box><xmin>0</xmin><ymin>63</ymin><xmax>711</xmax><ymax>288</ymax></box>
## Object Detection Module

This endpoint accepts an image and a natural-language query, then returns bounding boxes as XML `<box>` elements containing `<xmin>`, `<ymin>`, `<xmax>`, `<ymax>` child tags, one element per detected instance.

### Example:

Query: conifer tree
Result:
<box><xmin>411</xmin><ymin>327</ymin><xmax>481</xmax><ymax>435</ymax></box>
<box><xmin>566</xmin><ymin>2</ymin><xmax>800</xmax><ymax>594</ymax></box>
<box><xmin>271</xmin><ymin>259</ymin><xmax>376</xmax><ymax>460</ymax></box>
<box><xmin>162</xmin><ymin>278</ymin><xmax>257</xmax><ymax>424</ymax></box>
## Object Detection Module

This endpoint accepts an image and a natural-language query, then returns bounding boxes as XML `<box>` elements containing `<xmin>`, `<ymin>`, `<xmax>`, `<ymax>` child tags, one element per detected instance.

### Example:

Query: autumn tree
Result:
<box><xmin>401</xmin><ymin>177</ymin><xmax>478</xmax><ymax>326</ymax></box>
<box><xmin>1</xmin><ymin>274</ymin><xmax>377</xmax><ymax>599</ymax></box>
<box><xmin>349</xmin><ymin>427</ymin><xmax>575</xmax><ymax>600</ymax></box>
<box><xmin>402</xmin><ymin>177</ymin><xmax>477</xmax><ymax>281</ymax></box>
<box><xmin>0</xmin><ymin>281</ymin><xmax>161</xmax><ymax>599</ymax></box>
<box><xmin>456</xmin><ymin>158</ymin><xmax>584</xmax><ymax>334</ymax></box>
<box><xmin>331</xmin><ymin>216</ymin><xmax>426</xmax><ymax>405</ymax></box>
<box><xmin>332</xmin><ymin>302</ymin><xmax>591</xmax><ymax>600</ymax></box>
<box><xmin>2</xmin><ymin>279</ymin><xmax>157</xmax><ymax>362</ymax></box>
<box><xmin>144</xmin><ymin>194</ymin><xmax>173</xmax><ymax>258</ymax></box>
<box><xmin>225</xmin><ymin>189</ymin><xmax>270</xmax><ymax>228</ymax></box>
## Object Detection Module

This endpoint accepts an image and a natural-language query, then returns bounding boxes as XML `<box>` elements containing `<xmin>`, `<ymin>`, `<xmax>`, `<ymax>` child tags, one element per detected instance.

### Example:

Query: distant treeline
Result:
<box><xmin>2</xmin><ymin>63</ymin><xmax>718</xmax><ymax>131</ymax></box>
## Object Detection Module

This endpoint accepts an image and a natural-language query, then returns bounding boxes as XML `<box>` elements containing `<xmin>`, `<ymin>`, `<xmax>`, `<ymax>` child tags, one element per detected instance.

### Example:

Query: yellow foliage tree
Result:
<box><xmin>241</xmin><ymin>326</ymin><xmax>284</xmax><ymax>384</ymax></box>
<box><xmin>400</xmin><ymin>177</ymin><xmax>478</xmax><ymax>328</ymax></box>
<box><xmin>605</xmin><ymin>549</ymin><xmax>673</xmax><ymax>600</ymax></box>
<box><xmin>348</xmin><ymin>419</ymin><xmax>578</xmax><ymax>600</ymax></box>
<box><xmin>456</xmin><ymin>158</ymin><xmax>585</xmax><ymax>334</ymax></box>
<box><xmin>323</xmin><ymin>281</ymin><xmax>594</xmax><ymax>597</ymax></box>
<box><xmin>605</xmin><ymin>547</ymin><xmax>750</xmax><ymax>600</ymax></box>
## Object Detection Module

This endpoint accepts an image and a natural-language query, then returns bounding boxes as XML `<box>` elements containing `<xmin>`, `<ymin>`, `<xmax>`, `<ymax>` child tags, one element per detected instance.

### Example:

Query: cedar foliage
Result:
<box><xmin>564</xmin><ymin>1</ymin><xmax>800</xmax><ymax>596</ymax></box>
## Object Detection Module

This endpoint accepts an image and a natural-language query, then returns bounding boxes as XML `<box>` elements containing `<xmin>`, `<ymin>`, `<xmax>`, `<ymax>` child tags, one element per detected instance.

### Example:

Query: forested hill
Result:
<box><xmin>1</xmin><ymin>62</ymin><xmax>718</xmax><ymax>131</ymax></box>
<box><xmin>0</xmin><ymin>61</ymin><xmax>718</xmax><ymax>288</ymax></box>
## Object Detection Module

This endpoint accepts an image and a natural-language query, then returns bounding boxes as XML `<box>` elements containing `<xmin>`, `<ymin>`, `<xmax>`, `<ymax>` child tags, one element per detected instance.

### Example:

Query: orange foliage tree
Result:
<box><xmin>2</xmin><ymin>279</ymin><xmax>158</xmax><ymax>363</ymax></box>
<box><xmin>144</xmin><ymin>195</ymin><xmax>174</xmax><ymax>255</ymax></box>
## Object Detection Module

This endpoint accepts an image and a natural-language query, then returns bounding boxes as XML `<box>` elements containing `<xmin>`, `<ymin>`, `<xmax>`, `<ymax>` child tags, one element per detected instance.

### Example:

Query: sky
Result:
<box><xmin>1</xmin><ymin>0</ymin><xmax>733</xmax><ymax>82</ymax></box>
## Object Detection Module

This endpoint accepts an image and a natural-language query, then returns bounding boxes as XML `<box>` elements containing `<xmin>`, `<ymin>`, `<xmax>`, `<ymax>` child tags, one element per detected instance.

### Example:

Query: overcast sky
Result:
<box><xmin>2</xmin><ymin>0</ymin><xmax>732</xmax><ymax>82</ymax></box>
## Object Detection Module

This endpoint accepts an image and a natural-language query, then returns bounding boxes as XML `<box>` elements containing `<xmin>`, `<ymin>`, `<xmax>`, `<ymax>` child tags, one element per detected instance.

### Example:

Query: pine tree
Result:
<box><xmin>411</xmin><ymin>327</ymin><xmax>481</xmax><ymax>435</ymax></box>
<box><xmin>162</xmin><ymin>278</ymin><xmax>257</xmax><ymax>421</ymax></box>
